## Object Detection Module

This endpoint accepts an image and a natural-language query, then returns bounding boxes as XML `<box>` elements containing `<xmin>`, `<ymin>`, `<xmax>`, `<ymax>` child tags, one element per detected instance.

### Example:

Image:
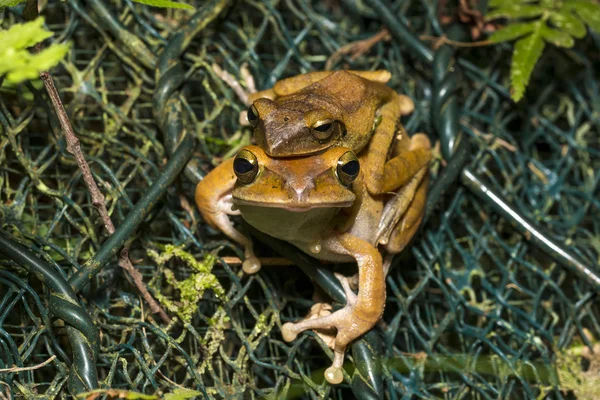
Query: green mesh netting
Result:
<box><xmin>1</xmin><ymin>0</ymin><xmax>599</xmax><ymax>399</ymax></box>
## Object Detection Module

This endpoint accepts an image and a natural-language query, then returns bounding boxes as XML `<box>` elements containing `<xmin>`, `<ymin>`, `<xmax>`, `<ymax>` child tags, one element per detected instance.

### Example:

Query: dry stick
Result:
<box><xmin>39</xmin><ymin>72</ymin><xmax>171</xmax><ymax>324</ymax></box>
<box><xmin>0</xmin><ymin>355</ymin><xmax>56</xmax><ymax>373</ymax></box>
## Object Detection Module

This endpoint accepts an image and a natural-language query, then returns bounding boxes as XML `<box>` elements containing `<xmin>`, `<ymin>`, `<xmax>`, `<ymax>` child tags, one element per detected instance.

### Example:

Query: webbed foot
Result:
<box><xmin>281</xmin><ymin>304</ymin><xmax>378</xmax><ymax>384</ymax></box>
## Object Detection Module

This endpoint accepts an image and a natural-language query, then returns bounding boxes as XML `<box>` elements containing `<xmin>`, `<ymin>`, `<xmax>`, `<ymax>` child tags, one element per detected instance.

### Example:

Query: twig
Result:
<box><xmin>30</xmin><ymin>9</ymin><xmax>171</xmax><ymax>323</ymax></box>
<box><xmin>0</xmin><ymin>381</ymin><xmax>10</xmax><ymax>400</ymax></box>
<box><xmin>220</xmin><ymin>256</ymin><xmax>295</xmax><ymax>266</ymax></box>
<box><xmin>0</xmin><ymin>355</ymin><xmax>56</xmax><ymax>373</ymax></box>
<box><xmin>420</xmin><ymin>35</ymin><xmax>491</xmax><ymax>49</ymax></box>
<box><xmin>326</xmin><ymin>28</ymin><xmax>391</xmax><ymax>70</ymax></box>
<box><xmin>212</xmin><ymin>63</ymin><xmax>251</xmax><ymax>106</ymax></box>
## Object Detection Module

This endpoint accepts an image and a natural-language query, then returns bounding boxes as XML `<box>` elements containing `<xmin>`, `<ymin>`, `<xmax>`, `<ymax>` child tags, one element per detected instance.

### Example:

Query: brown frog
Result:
<box><xmin>245</xmin><ymin>70</ymin><xmax>429</xmax><ymax>198</ymax></box>
<box><xmin>194</xmin><ymin>135</ymin><xmax>430</xmax><ymax>384</ymax></box>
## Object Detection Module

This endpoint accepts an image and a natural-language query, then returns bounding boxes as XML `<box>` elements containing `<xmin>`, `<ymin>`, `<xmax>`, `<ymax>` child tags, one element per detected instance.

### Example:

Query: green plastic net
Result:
<box><xmin>0</xmin><ymin>0</ymin><xmax>599</xmax><ymax>399</ymax></box>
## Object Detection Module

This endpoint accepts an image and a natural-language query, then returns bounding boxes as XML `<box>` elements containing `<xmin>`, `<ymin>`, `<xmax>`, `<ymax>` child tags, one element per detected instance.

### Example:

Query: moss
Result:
<box><xmin>148</xmin><ymin>244</ymin><xmax>224</xmax><ymax>323</ymax></box>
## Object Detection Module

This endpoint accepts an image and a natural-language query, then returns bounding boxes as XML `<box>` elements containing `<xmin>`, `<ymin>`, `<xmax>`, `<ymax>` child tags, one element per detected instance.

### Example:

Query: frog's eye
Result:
<box><xmin>336</xmin><ymin>151</ymin><xmax>360</xmax><ymax>186</ymax></box>
<box><xmin>311</xmin><ymin>119</ymin><xmax>340</xmax><ymax>142</ymax></box>
<box><xmin>247</xmin><ymin>105</ymin><xmax>259</xmax><ymax>127</ymax></box>
<box><xmin>234</xmin><ymin>149</ymin><xmax>259</xmax><ymax>184</ymax></box>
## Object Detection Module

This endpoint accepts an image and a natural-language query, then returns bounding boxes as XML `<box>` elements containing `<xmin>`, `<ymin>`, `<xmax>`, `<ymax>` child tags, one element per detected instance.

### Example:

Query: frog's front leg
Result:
<box><xmin>364</xmin><ymin>97</ymin><xmax>432</xmax><ymax>195</ymax></box>
<box><xmin>281</xmin><ymin>233</ymin><xmax>384</xmax><ymax>384</ymax></box>
<box><xmin>195</xmin><ymin>159</ymin><xmax>261</xmax><ymax>274</ymax></box>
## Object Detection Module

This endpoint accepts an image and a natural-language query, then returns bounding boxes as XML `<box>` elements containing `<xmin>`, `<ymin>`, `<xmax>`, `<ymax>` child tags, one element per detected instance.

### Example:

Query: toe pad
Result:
<box><xmin>281</xmin><ymin>322</ymin><xmax>298</xmax><ymax>342</ymax></box>
<box><xmin>325</xmin><ymin>366</ymin><xmax>343</xmax><ymax>384</ymax></box>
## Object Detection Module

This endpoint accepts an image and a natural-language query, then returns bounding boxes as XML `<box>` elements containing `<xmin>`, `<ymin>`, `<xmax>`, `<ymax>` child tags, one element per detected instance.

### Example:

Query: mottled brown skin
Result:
<box><xmin>247</xmin><ymin>70</ymin><xmax>429</xmax><ymax>204</ymax></box>
<box><xmin>194</xmin><ymin>135</ymin><xmax>431</xmax><ymax>384</ymax></box>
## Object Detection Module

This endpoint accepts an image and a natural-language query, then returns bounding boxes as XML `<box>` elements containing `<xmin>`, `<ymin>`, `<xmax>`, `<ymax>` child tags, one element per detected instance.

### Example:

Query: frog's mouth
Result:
<box><xmin>233</xmin><ymin>199</ymin><xmax>354</xmax><ymax>212</ymax></box>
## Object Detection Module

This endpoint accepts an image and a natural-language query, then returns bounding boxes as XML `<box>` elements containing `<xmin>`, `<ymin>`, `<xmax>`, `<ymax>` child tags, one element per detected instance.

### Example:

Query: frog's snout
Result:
<box><xmin>284</xmin><ymin>179</ymin><xmax>314</xmax><ymax>203</ymax></box>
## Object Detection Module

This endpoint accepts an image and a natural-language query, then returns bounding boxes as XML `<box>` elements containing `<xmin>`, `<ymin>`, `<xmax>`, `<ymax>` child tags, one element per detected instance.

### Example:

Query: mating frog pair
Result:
<box><xmin>195</xmin><ymin>70</ymin><xmax>431</xmax><ymax>383</ymax></box>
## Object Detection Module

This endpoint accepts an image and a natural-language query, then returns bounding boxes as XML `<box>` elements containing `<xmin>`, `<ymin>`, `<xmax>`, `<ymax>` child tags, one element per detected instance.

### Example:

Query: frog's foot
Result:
<box><xmin>281</xmin><ymin>304</ymin><xmax>377</xmax><ymax>384</ymax></box>
<box><xmin>397</xmin><ymin>94</ymin><xmax>415</xmax><ymax>116</ymax></box>
<box><xmin>334</xmin><ymin>272</ymin><xmax>357</xmax><ymax>307</ymax></box>
<box><xmin>299</xmin><ymin>303</ymin><xmax>337</xmax><ymax>349</ymax></box>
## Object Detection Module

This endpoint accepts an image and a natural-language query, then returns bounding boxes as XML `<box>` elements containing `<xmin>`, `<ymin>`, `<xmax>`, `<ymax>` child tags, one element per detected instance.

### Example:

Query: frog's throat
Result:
<box><xmin>233</xmin><ymin>199</ymin><xmax>353</xmax><ymax>211</ymax></box>
<box><xmin>237</xmin><ymin>205</ymin><xmax>343</xmax><ymax>244</ymax></box>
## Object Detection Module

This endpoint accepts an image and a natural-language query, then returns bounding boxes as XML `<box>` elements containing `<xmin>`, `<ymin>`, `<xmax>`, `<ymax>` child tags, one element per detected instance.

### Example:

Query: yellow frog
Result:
<box><xmin>194</xmin><ymin>135</ymin><xmax>430</xmax><ymax>383</ymax></box>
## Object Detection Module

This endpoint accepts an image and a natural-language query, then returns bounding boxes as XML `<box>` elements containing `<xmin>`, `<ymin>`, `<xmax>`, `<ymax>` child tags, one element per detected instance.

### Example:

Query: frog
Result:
<box><xmin>244</xmin><ymin>69</ymin><xmax>430</xmax><ymax>201</ymax></box>
<box><xmin>194</xmin><ymin>134</ymin><xmax>431</xmax><ymax>384</ymax></box>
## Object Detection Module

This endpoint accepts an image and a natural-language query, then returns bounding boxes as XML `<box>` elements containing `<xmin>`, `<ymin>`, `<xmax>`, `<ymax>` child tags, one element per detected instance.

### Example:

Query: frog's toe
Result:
<box><xmin>242</xmin><ymin>256</ymin><xmax>261</xmax><ymax>274</ymax></box>
<box><xmin>334</xmin><ymin>273</ymin><xmax>357</xmax><ymax>306</ymax></box>
<box><xmin>281</xmin><ymin>322</ymin><xmax>299</xmax><ymax>342</ymax></box>
<box><xmin>325</xmin><ymin>366</ymin><xmax>344</xmax><ymax>384</ymax></box>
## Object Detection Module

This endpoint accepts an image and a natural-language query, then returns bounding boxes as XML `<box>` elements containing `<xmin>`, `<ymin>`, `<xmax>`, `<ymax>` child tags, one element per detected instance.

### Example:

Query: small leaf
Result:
<box><xmin>540</xmin><ymin>25</ymin><xmax>574</xmax><ymax>48</ymax></box>
<box><xmin>0</xmin><ymin>0</ymin><xmax>26</xmax><ymax>7</ymax></box>
<box><xmin>0</xmin><ymin>17</ymin><xmax>71</xmax><ymax>84</ymax></box>
<box><xmin>549</xmin><ymin>9</ymin><xmax>587</xmax><ymax>39</ymax></box>
<box><xmin>78</xmin><ymin>389</ymin><xmax>158</xmax><ymax>400</ymax></box>
<box><xmin>510</xmin><ymin>21</ymin><xmax>545</xmax><ymax>102</ymax></box>
<box><xmin>164</xmin><ymin>388</ymin><xmax>204</xmax><ymax>400</ymax></box>
<box><xmin>131</xmin><ymin>0</ymin><xmax>194</xmax><ymax>9</ymax></box>
<box><xmin>568</xmin><ymin>0</ymin><xmax>600</xmax><ymax>33</ymax></box>
<box><xmin>486</xmin><ymin>4</ymin><xmax>544</xmax><ymax>21</ymax></box>
<box><xmin>488</xmin><ymin>22</ymin><xmax>536</xmax><ymax>43</ymax></box>
<box><xmin>0</xmin><ymin>16</ymin><xmax>52</xmax><ymax>50</ymax></box>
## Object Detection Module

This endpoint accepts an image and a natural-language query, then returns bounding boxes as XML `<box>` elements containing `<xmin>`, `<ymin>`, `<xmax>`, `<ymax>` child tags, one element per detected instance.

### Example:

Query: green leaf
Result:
<box><xmin>78</xmin><ymin>389</ymin><xmax>158</xmax><ymax>399</ymax></box>
<box><xmin>540</xmin><ymin>25</ymin><xmax>574</xmax><ymax>48</ymax></box>
<box><xmin>0</xmin><ymin>0</ymin><xmax>26</xmax><ymax>7</ymax></box>
<box><xmin>488</xmin><ymin>0</ymin><xmax>533</xmax><ymax>7</ymax></box>
<box><xmin>486</xmin><ymin>4</ymin><xmax>544</xmax><ymax>21</ymax></box>
<box><xmin>568</xmin><ymin>0</ymin><xmax>600</xmax><ymax>33</ymax></box>
<box><xmin>549</xmin><ymin>9</ymin><xmax>587</xmax><ymax>39</ymax></box>
<box><xmin>0</xmin><ymin>16</ymin><xmax>52</xmax><ymax>50</ymax></box>
<box><xmin>488</xmin><ymin>22</ymin><xmax>536</xmax><ymax>43</ymax></box>
<box><xmin>510</xmin><ymin>21</ymin><xmax>545</xmax><ymax>102</ymax></box>
<box><xmin>131</xmin><ymin>0</ymin><xmax>194</xmax><ymax>9</ymax></box>
<box><xmin>164</xmin><ymin>388</ymin><xmax>204</xmax><ymax>400</ymax></box>
<box><xmin>0</xmin><ymin>17</ymin><xmax>71</xmax><ymax>84</ymax></box>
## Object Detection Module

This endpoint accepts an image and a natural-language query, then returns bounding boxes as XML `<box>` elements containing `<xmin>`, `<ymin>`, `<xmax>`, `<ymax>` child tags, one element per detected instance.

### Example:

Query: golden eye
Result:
<box><xmin>311</xmin><ymin>119</ymin><xmax>338</xmax><ymax>141</ymax></box>
<box><xmin>234</xmin><ymin>149</ymin><xmax>259</xmax><ymax>184</ymax></box>
<box><xmin>336</xmin><ymin>151</ymin><xmax>360</xmax><ymax>186</ymax></box>
<box><xmin>247</xmin><ymin>105</ymin><xmax>259</xmax><ymax>127</ymax></box>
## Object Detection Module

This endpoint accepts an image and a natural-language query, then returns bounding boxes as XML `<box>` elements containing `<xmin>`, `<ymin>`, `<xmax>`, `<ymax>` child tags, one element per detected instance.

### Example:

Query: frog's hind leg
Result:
<box><xmin>382</xmin><ymin>172</ymin><xmax>429</xmax><ymax>253</ymax></box>
<box><xmin>376</xmin><ymin>166</ymin><xmax>428</xmax><ymax>246</ymax></box>
<box><xmin>281</xmin><ymin>233</ymin><xmax>384</xmax><ymax>385</ymax></box>
<box><xmin>367</xmin><ymin>132</ymin><xmax>430</xmax><ymax>244</ymax></box>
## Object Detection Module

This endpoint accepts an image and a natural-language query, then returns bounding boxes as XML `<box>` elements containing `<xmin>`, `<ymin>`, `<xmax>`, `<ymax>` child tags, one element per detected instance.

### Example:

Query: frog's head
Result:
<box><xmin>247</xmin><ymin>71</ymin><xmax>388</xmax><ymax>157</ymax></box>
<box><xmin>248</xmin><ymin>94</ymin><xmax>349</xmax><ymax>157</ymax></box>
<box><xmin>231</xmin><ymin>145</ymin><xmax>359</xmax><ymax>211</ymax></box>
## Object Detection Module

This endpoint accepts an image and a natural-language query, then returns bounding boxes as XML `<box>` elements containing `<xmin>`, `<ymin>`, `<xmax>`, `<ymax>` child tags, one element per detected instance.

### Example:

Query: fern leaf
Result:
<box><xmin>488</xmin><ymin>0</ymin><xmax>536</xmax><ymax>7</ymax></box>
<box><xmin>568</xmin><ymin>0</ymin><xmax>600</xmax><ymax>33</ymax></box>
<box><xmin>486</xmin><ymin>4</ymin><xmax>543</xmax><ymax>21</ymax></box>
<box><xmin>488</xmin><ymin>22</ymin><xmax>536</xmax><ymax>43</ymax></box>
<box><xmin>131</xmin><ymin>0</ymin><xmax>194</xmax><ymax>9</ymax></box>
<box><xmin>540</xmin><ymin>25</ymin><xmax>574</xmax><ymax>48</ymax></box>
<box><xmin>550</xmin><ymin>9</ymin><xmax>587</xmax><ymax>39</ymax></box>
<box><xmin>0</xmin><ymin>0</ymin><xmax>26</xmax><ymax>7</ymax></box>
<box><xmin>511</xmin><ymin>21</ymin><xmax>545</xmax><ymax>102</ymax></box>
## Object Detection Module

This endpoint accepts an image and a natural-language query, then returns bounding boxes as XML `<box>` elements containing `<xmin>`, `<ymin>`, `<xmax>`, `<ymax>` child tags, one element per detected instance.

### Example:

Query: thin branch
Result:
<box><xmin>29</xmin><ymin>9</ymin><xmax>171</xmax><ymax>323</ymax></box>
<box><xmin>419</xmin><ymin>35</ymin><xmax>491</xmax><ymax>49</ymax></box>
<box><xmin>220</xmin><ymin>256</ymin><xmax>295</xmax><ymax>266</ymax></box>
<box><xmin>0</xmin><ymin>355</ymin><xmax>56</xmax><ymax>373</ymax></box>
